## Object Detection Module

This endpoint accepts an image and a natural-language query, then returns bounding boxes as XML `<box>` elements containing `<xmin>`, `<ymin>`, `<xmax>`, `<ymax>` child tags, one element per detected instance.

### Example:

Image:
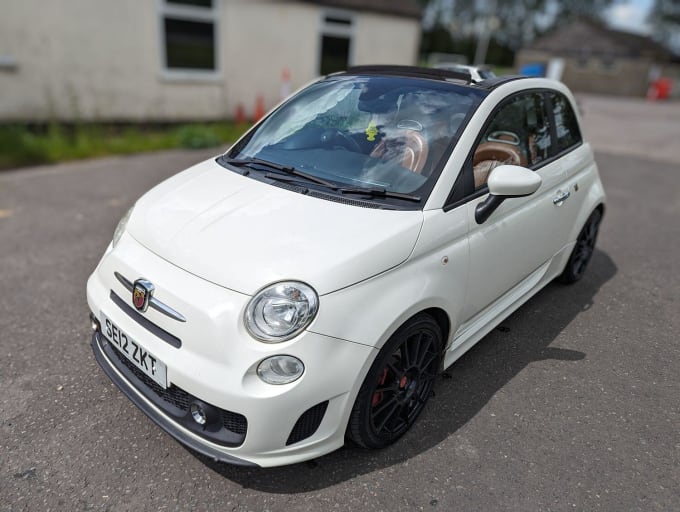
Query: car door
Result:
<box><xmin>459</xmin><ymin>91</ymin><xmax>573</xmax><ymax>323</ymax></box>
<box><xmin>544</xmin><ymin>91</ymin><xmax>593</xmax><ymax>232</ymax></box>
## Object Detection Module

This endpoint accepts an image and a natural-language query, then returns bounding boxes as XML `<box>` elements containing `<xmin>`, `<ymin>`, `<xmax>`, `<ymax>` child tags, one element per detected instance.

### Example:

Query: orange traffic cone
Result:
<box><xmin>235</xmin><ymin>103</ymin><xmax>245</xmax><ymax>124</ymax></box>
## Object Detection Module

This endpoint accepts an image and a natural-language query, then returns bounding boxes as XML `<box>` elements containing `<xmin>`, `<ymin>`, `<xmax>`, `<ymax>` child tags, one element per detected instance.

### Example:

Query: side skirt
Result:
<box><xmin>443</xmin><ymin>244</ymin><xmax>573</xmax><ymax>370</ymax></box>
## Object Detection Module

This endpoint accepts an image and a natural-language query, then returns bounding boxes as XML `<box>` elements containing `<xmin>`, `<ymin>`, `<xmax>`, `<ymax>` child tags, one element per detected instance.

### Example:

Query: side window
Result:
<box><xmin>472</xmin><ymin>93</ymin><xmax>551</xmax><ymax>190</ymax></box>
<box><xmin>550</xmin><ymin>92</ymin><xmax>582</xmax><ymax>153</ymax></box>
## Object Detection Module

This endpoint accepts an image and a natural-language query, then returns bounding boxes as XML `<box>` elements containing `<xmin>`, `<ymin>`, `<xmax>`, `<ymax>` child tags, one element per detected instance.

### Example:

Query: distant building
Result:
<box><xmin>0</xmin><ymin>0</ymin><xmax>421</xmax><ymax>122</ymax></box>
<box><xmin>516</xmin><ymin>20</ymin><xmax>677</xmax><ymax>97</ymax></box>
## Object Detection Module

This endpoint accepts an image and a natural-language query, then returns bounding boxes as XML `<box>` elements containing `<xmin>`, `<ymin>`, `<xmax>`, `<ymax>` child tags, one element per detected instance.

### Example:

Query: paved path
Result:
<box><xmin>578</xmin><ymin>94</ymin><xmax>680</xmax><ymax>166</ymax></box>
<box><xmin>1</xmin><ymin>123</ymin><xmax>679</xmax><ymax>510</ymax></box>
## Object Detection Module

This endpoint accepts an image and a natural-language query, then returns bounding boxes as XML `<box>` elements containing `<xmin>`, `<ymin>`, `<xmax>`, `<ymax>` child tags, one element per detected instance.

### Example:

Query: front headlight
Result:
<box><xmin>245</xmin><ymin>281</ymin><xmax>318</xmax><ymax>342</ymax></box>
<box><xmin>112</xmin><ymin>207</ymin><xmax>133</xmax><ymax>248</ymax></box>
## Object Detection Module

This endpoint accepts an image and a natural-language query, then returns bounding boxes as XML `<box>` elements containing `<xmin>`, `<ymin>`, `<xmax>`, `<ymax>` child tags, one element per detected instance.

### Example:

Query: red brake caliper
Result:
<box><xmin>372</xmin><ymin>367</ymin><xmax>389</xmax><ymax>407</ymax></box>
<box><xmin>399</xmin><ymin>375</ymin><xmax>408</xmax><ymax>389</ymax></box>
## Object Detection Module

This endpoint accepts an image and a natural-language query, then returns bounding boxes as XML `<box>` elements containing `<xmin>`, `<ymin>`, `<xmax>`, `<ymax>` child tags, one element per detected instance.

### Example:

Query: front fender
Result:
<box><xmin>309</xmin><ymin>208</ymin><xmax>470</xmax><ymax>351</ymax></box>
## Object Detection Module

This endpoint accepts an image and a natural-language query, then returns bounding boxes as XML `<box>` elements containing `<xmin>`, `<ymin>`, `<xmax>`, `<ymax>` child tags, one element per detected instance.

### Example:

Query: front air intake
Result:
<box><xmin>286</xmin><ymin>401</ymin><xmax>329</xmax><ymax>445</ymax></box>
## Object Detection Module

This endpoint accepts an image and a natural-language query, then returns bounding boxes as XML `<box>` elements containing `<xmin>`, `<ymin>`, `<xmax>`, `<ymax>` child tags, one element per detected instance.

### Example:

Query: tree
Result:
<box><xmin>424</xmin><ymin>0</ymin><xmax>618</xmax><ymax>50</ymax></box>
<box><xmin>445</xmin><ymin>0</ymin><xmax>548</xmax><ymax>50</ymax></box>
<box><xmin>553</xmin><ymin>0</ymin><xmax>619</xmax><ymax>22</ymax></box>
<box><xmin>421</xmin><ymin>0</ymin><xmax>619</xmax><ymax>63</ymax></box>
<box><xmin>648</xmin><ymin>0</ymin><xmax>680</xmax><ymax>50</ymax></box>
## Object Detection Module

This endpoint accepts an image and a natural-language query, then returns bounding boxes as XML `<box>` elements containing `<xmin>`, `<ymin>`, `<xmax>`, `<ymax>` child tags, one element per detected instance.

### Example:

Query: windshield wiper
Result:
<box><xmin>224</xmin><ymin>157</ymin><xmax>338</xmax><ymax>189</ymax></box>
<box><xmin>338</xmin><ymin>187</ymin><xmax>421</xmax><ymax>202</ymax></box>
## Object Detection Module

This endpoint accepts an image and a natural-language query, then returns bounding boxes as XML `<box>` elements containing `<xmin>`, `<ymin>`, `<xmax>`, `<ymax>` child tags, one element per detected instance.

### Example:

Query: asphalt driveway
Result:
<box><xmin>1</xmin><ymin>107</ymin><xmax>679</xmax><ymax>510</ymax></box>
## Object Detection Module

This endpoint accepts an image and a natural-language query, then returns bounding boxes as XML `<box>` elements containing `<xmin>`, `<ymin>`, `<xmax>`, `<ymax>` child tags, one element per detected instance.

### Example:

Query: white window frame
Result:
<box><xmin>317</xmin><ymin>9</ymin><xmax>356</xmax><ymax>75</ymax></box>
<box><xmin>158</xmin><ymin>0</ymin><xmax>221</xmax><ymax>81</ymax></box>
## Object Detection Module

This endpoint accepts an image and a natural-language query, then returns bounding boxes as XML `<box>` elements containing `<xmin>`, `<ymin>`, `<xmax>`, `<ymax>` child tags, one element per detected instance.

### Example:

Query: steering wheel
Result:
<box><xmin>321</xmin><ymin>129</ymin><xmax>362</xmax><ymax>152</ymax></box>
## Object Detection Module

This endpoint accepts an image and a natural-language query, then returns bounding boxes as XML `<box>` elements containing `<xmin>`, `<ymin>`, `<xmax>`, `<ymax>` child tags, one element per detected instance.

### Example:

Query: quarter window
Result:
<box><xmin>550</xmin><ymin>92</ymin><xmax>582</xmax><ymax>153</ymax></box>
<box><xmin>160</xmin><ymin>0</ymin><xmax>218</xmax><ymax>74</ymax></box>
<box><xmin>471</xmin><ymin>92</ymin><xmax>552</xmax><ymax>190</ymax></box>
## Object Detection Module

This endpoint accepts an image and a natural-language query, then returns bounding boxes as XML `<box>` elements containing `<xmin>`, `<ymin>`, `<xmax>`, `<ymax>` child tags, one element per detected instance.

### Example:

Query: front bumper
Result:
<box><xmin>91</xmin><ymin>330</ymin><xmax>255</xmax><ymax>465</ymax></box>
<box><xmin>87</xmin><ymin>234</ymin><xmax>377</xmax><ymax>467</ymax></box>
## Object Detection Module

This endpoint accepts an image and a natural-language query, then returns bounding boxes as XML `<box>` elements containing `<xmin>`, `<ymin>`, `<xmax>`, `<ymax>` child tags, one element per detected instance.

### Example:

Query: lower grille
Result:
<box><xmin>286</xmin><ymin>401</ymin><xmax>329</xmax><ymax>446</ymax></box>
<box><xmin>103</xmin><ymin>336</ymin><xmax>248</xmax><ymax>443</ymax></box>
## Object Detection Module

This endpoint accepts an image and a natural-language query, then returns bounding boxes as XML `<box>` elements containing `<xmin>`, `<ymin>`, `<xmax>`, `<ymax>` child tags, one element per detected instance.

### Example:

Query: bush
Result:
<box><xmin>174</xmin><ymin>124</ymin><xmax>221</xmax><ymax>149</ymax></box>
<box><xmin>0</xmin><ymin>121</ymin><xmax>250</xmax><ymax>170</ymax></box>
<box><xmin>0</xmin><ymin>126</ymin><xmax>51</xmax><ymax>167</ymax></box>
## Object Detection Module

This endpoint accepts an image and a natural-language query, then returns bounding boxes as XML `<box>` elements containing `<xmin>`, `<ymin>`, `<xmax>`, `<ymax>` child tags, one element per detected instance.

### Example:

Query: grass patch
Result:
<box><xmin>0</xmin><ymin>121</ymin><xmax>250</xmax><ymax>170</ymax></box>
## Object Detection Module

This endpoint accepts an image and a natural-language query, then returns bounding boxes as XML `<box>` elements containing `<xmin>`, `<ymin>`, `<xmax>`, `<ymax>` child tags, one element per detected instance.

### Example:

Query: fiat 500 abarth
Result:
<box><xmin>87</xmin><ymin>66</ymin><xmax>605</xmax><ymax>467</ymax></box>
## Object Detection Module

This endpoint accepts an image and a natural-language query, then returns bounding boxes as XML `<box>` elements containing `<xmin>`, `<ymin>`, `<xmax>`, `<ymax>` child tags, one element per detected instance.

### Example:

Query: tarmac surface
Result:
<box><xmin>1</xmin><ymin>96</ymin><xmax>679</xmax><ymax>511</ymax></box>
<box><xmin>578</xmin><ymin>93</ymin><xmax>680</xmax><ymax>166</ymax></box>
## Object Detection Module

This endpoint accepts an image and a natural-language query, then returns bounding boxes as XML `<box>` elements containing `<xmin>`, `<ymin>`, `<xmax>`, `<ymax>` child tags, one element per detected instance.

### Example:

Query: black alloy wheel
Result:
<box><xmin>348</xmin><ymin>314</ymin><xmax>443</xmax><ymax>449</ymax></box>
<box><xmin>558</xmin><ymin>208</ymin><xmax>602</xmax><ymax>284</ymax></box>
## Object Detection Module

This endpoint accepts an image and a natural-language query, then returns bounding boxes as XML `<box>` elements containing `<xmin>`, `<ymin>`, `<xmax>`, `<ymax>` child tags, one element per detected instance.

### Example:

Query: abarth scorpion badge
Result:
<box><xmin>132</xmin><ymin>279</ymin><xmax>154</xmax><ymax>312</ymax></box>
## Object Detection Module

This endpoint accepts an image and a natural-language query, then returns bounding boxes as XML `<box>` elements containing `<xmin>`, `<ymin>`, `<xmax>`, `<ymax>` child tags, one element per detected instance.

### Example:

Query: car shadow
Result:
<box><xmin>192</xmin><ymin>249</ymin><xmax>617</xmax><ymax>492</ymax></box>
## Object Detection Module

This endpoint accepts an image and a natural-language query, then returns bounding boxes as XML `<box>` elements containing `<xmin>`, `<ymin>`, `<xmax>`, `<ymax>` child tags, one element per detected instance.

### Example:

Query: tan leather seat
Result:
<box><xmin>472</xmin><ymin>140</ymin><xmax>524</xmax><ymax>189</ymax></box>
<box><xmin>370</xmin><ymin>130</ymin><xmax>429</xmax><ymax>174</ymax></box>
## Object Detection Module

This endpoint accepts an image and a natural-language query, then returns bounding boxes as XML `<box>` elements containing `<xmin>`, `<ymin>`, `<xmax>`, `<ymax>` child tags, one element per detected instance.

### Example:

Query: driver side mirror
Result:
<box><xmin>475</xmin><ymin>165</ymin><xmax>542</xmax><ymax>224</ymax></box>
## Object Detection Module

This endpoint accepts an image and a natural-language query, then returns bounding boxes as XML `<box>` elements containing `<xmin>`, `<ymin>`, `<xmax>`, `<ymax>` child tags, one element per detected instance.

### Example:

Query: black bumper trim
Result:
<box><xmin>91</xmin><ymin>332</ymin><xmax>258</xmax><ymax>467</ymax></box>
<box><xmin>109</xmin><ymin>290</ymin><xmax>182</xmax><ymax>348</ymax></box>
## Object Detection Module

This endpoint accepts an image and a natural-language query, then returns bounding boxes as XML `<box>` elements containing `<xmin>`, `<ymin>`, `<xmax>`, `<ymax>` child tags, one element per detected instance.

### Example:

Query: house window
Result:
<box><xmin>160</xmin><ymin>0</ymin><xmax>219</xmax><ymax>76</ymax></box>
<box><xmin>319</xmin><ymin>12</ymin><xmax>354</xmax><ymax>75</ymax></box>
<box><xmin>600</xmin><ymin>55</ymin><xmax>618</xmax><ymax>73</ymax></box>
<box><xmin>575</xmin><ymin>53</ymin><xmax>590</xmax><ymax>70</ymax></box>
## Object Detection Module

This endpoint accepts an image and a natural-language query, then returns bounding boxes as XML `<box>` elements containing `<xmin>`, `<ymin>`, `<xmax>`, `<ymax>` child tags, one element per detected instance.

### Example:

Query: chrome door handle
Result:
<box><xmin>553</xmin><ymin>190</ymin><xmax>570</xmax><ymax>206</ymax></box>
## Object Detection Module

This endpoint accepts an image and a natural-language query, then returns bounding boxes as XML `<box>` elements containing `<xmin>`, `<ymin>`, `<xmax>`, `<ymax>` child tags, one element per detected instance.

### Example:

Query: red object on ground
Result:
<box><xmin>647</xmin><ymin>78</ymin><xmax>673</xmax><ymax>100</ymax></box>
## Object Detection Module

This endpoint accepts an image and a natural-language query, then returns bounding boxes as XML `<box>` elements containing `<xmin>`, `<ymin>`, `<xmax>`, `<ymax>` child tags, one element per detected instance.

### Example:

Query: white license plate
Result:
<box><xmin>100</xmin><ymin>312</ymin><xmax>168</xmax><ymax>389</ymax></box>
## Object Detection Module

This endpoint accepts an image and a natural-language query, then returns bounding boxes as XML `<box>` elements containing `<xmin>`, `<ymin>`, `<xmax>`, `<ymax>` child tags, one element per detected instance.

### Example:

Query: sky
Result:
<box><xmin>605</xmin><ymin>0</ymin><xmax>653</xmax><ymax>34</ymax></box>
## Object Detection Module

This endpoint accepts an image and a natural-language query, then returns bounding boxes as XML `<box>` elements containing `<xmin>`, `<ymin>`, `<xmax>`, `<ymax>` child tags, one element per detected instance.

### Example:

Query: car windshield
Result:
<box><xmin>226</xmin><ymin>75</ymin><xmax>486</xmax><ymax>200</ymax></box>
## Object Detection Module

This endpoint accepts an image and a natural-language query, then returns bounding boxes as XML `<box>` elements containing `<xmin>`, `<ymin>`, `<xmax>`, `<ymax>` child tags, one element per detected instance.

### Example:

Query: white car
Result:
<box><xmin>87</xmin><ymin>65</ymin><xmax>605</xmax><ymax>467</ymax></box>
<box><xmin>435</xmin><ymin>63</ymin><xmax>496</xmax><ymax>83</ymax></box>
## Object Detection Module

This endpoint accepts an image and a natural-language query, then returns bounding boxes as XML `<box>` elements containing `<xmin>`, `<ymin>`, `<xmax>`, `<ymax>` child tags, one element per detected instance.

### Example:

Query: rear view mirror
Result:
<box><xmin>487</xmin><ymin>165</ymin><xmax>542</xmax><ymax>197</ymax></box>
<box><xmin>475</xmin><ymin>165</ymin><xmax>542</xmax><ymax>224</ymax></box>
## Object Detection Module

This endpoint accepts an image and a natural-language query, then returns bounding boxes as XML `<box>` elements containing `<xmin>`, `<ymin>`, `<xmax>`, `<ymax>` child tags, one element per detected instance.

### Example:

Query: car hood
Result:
<box><xmin>126</xmin><ymin>158</ymin><xmax>424</xmax><ymax>296</ymax></box>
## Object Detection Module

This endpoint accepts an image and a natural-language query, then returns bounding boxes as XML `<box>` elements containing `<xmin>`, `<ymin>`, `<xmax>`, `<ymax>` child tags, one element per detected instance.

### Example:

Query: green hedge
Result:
<box><xmin>0</xmin><ymin>122</ymin><xmax>249</xmax><ymax>170</ymax></box>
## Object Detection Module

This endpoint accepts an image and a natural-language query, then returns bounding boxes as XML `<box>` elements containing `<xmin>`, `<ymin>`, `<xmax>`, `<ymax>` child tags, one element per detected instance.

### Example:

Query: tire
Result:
<box><xmin>557</xmin><ymin>208</ymin><xmax>602</xmax><ymax>284</ymax></box>
<box><xmin>348</xmin><ymin>314</ymin><xmax>443</xmax><ymax>449</ymax></box>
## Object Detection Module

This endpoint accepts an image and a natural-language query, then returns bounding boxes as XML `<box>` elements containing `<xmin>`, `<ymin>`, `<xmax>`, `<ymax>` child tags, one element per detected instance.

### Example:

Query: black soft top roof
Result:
<box><xmin>338</xmin><ymin>65</ymin><xmax>529</xmax><ymax>91</ymax></box>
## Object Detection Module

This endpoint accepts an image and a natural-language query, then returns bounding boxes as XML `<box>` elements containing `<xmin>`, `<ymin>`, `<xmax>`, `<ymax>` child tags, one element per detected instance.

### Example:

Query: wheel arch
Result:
<box><xmin>313</xmin><ymin>286</ymin><xmax>459</xmax><ymax>353</ymax></box>
<box><xmin>420</xmin><ymin>307</ymin><xmax>451</xmax><ymax>353</ymax></box>
<box><xmin>566</xmin><ymin>169</ymin><xmax>606</xmax><ymax>244</ymax></box>
<box><xmin>358</xmin><ymin>299</ymin><xmax>454</xmax><ymax>352</ymax></box>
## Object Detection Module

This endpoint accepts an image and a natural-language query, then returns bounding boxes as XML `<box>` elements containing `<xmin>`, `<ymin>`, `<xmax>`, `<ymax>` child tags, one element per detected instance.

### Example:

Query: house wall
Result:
<box><xmin>516</xmin><ymin>50</ymin><xmax>655</xmax><ymax>97</ymax></box>
<box><xmin>0</xmin><ymin>0</ymin><xmax>171</xmax><ymax>121</ymax></box>
<box><xmin>0</xmin><ymin>0</ymin><xmax>420</xmax><ymax>122</ymax></box>
<box><xmin>561</xmin><ymin>56</ymin><xmax>653</xmax><ymax>96</ymax></box>
<box><xmin>353</xmin><ymin>12</ymin><xmax>421</xmax><ymax>67</ymax></box>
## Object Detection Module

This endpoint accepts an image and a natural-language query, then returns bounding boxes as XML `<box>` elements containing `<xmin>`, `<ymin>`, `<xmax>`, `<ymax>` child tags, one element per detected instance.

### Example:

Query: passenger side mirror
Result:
<box><xmin>475</xmin><ymin>165</ymin><xmax>542</xmax><ymax>224</ymax></box>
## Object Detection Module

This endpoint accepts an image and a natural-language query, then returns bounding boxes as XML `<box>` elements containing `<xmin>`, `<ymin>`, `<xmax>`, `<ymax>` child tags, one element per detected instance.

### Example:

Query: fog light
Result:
<box><xmin>257</xmin><ymin>355</ymin><xmax>304</xmax><ymax>385</ymax></box>
<box><xmin>89</xmin><ymin>313</ymin><xmax>100</xmax><ymax>332</ymax></box>
<box><xmin>190</xmin><ymin>403</ymin><xmax>207</xmax><ymax>425</ymax></box>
